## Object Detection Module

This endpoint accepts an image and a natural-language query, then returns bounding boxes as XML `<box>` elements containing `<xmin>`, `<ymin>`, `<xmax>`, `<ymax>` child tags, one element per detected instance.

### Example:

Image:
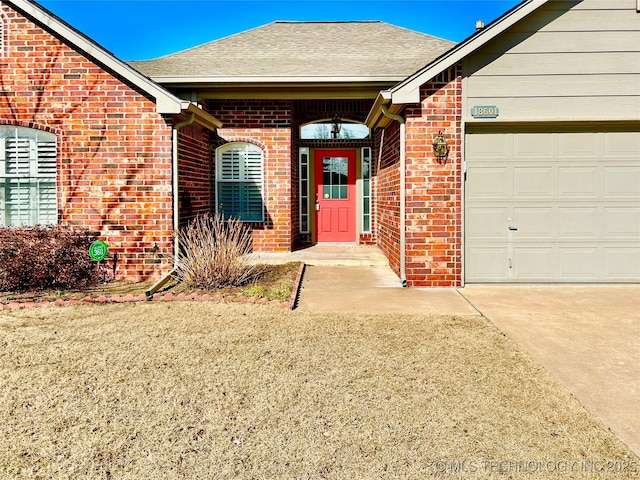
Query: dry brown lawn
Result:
<box><xmin>1</xmin><ymin>303</ymin><xmax>637</xmax><ymax>479</ymax></box>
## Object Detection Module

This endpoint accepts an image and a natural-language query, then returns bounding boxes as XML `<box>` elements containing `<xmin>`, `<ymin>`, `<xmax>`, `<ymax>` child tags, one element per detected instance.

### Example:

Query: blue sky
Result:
<box><xmin>38</xmin><ymin>0</ymin><xmax>521</xmax><ymax>61</ymax></box>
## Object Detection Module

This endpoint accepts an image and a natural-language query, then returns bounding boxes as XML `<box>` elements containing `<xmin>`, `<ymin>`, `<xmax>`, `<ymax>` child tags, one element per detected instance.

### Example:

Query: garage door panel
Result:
<box><xmin>466</xmin><ymin>167</ymin><xmax>509</xmax><ymax>199</ymax></box>
<box><xmin>465</xmin><ymin>130</ymin><xmax>640</xmax><ymax>283</ymax></box>
<box><xmin>558</xmin><ymin>167</ymin><xmax>600</xmax><ymax>198</ymax></box>
<box><xmin>604</xmin><ymin>167</ymin><xmax>640</xmax><ymax>197</ymax></box>
<box><xmin>514</xmin><ymin>167</ymin><xmax>554</xmax><ymax>198</ymax></box>
<box><xmin>466</xmin><ymin>207</ymin><xmax>510</xmax><ymax>239</ymax></box>
<box><xmin>604</xmin><ymin>208</ymin><xmax>640</xmax><ymax>237</ymax></box>
<box><xmin>513</xmin><ymin>246</ymin><xmax>555</xmax><ymax>280</ymax></box>
<box><xmin>558</xmin><ymin>247</ymin><xmax>601</xmax><ymax>280</ymax></box>
<box><xmin>513</xmin><ymin>133</ymin><xmax>553</xmax><ymax>158</ymax></box>
<box><xmin>466</xmin><ymin>247</ymin><xmax>510</xmax><ymax>280</ymax></box>
<box><xmin>558</xmin><ymin>207</ymin><xmax>600</xmax><ymax>239</ymax></box>
<box><xmin>513</xmin><ymin>207</ymin><xmax>554</xmax><ymax>238</ymax></box>
<box><xmin>558</xmin><ymin>133</ymin><xmax>599</xmax><ymax>158</ymax></box>
<box><xmin>466</xmin><ymin>132</ymin><xmax>510</xmax><ymax>158</ymax></box>
<box><xmin>604</xmin><ymin>248</ymin><xmax>640</xmax><ymax>279</ymax></box>
<box><xmin>604</xmin><ymin>132</ymin><xmax>640</xmax><ymax>156</ymax></box>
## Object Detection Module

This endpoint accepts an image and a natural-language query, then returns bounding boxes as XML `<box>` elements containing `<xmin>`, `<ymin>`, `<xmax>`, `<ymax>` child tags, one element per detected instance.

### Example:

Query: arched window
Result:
<box><xmin>300</xmin><ymin>120</ymin><xmax>370</xmax><ymax>140</ymax></box>
<box><xmin>215</xmin><ymin>142</ymin><xmax>264</xmax><ymax>222</ymax></box>
<box><xmin>0</xmin><ymin>126</ymin><xmax>57</xmax><ymax>226</ymax></box>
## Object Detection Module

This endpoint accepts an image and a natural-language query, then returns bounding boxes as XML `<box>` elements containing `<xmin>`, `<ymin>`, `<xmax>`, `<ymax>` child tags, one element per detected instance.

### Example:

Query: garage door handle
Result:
<box><xmin>509</xmin><ymin>226</ymin><xmax>518</xmax><ymax>231</ymax></box>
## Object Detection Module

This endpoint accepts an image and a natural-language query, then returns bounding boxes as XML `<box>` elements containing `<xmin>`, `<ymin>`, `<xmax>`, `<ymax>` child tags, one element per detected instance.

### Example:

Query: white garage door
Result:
<box><xmin>465</xmin><ymin>130</ymin><xmax>640</xmax><ymax>283</ymax></box>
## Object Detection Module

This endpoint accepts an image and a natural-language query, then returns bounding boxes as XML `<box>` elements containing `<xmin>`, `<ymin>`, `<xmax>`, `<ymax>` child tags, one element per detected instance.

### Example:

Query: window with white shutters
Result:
<box><xmin>216</xmin><ymin>142</ymin><xmax>264</xmax><ymax>222</ymax></box>
<box><xmin>0</xmin><ymin>126</ymin><xmax>57</xmax><ymax>226</ymax></box>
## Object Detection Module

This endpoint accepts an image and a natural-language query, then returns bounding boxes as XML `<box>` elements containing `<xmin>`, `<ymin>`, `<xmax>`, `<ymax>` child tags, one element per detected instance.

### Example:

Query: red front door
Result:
<box><xmin>315</xmin><ymin>149</ymin><xmax>356</xmax><ymax>243</ymax></box>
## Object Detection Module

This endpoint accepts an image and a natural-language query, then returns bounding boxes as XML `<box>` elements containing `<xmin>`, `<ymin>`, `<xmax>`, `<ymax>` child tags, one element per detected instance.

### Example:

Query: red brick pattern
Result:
<box><xmin>0</xmin><ymin>4</ymin><xmax>175</xmax><ymax>280</ymax></box>
<box><xmin>375</xmin><ymin>123</ymin><xmax>402</xmax><ymax>278</ymax></box>
<box><xmin>404</xmin><ymin>67</ymin><xmax>463</xmax><ymax>287</ymax></box>
<box><xmin>178</xmin><ymin>123</ymin><xmax>212</xmax><ymax>225</ymax></box>
<box><xmin>208</xmin><ymin>100</ymin><xmax>293</xmax><ymax>251</ymax></box>
<box><xmin>373</xmin><ymin>67</ymin><xmax>463</xmax><ymax>287</ymax></box>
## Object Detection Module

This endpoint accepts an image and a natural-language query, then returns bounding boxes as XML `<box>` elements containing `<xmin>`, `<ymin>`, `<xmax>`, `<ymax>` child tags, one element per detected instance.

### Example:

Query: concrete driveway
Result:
<box><xmin>459</xmin><ymin>285</ymin><xmax>640</xmax><ymax>457</ymax></box>
<box><xmin>297</xmin><ymin>265</ymin><xmax>640</xmax><ymax>455</ymax></box>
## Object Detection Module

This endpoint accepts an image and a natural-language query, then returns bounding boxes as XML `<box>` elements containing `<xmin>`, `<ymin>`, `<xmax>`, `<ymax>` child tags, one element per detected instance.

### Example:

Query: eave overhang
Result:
<box><xmin>150</xmin><ymin>76</ymin><xmax>407</xmax><ymax>101</ymax></box>
<box><xmin>366</xmin><ymin>0</ymin><xmax>551</xmax><ymax>127</ymax></box>
<box><xmin>182</xmin><ymin>102</ymin><xmax>223</xmax><ymax>130</ymax></box>
<box><xmin>4</xmin><ymin>0</ymin><xmax>218</xmax><ymax>126</ymax></box>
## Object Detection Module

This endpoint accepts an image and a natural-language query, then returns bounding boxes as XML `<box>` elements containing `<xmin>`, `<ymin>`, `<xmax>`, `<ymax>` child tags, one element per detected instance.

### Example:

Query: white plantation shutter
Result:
<box><xmin>216</xmin><ymin>143</ymin><xmax>264</xmax><ymax>222</ymax></box>
<box><xmin>0</xmin><ymin>127</ymin><xmax>57</xmax><ymax>226</ymax></box>
<box><xmin>36</xmin><ymin>139</ymin><xmax>57</xmax><ymax>224</ymax></box>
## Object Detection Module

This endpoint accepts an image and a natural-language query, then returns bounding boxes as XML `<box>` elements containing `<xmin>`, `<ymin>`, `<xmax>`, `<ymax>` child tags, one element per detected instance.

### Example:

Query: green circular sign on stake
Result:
<box><xmin>89</xmin><ymin>240</ymin><xmax>108</xmax><ymax>262</ymax></box>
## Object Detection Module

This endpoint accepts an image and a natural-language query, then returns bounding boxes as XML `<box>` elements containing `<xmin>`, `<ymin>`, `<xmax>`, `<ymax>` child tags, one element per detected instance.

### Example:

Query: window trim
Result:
<box><xmin>361</xmin><ymin>146</ymin><xmax>372</xmax><ymax>233</ymax></box>
<box><xmin>299</xmin><ymin>147</ymin><xmax>310</xmax><ymax>233</ymax></box>
<box><xmin>0</xmin><ymin>125</ymin><xmax>58</xmax><ymax>227</ymax></box>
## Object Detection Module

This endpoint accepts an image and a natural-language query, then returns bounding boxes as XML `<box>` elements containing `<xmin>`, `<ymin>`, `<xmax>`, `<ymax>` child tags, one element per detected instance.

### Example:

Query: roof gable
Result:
<box><xmin>3</xmin><ymin>0</ymin><xmax>205</xmax><ymax>117</ymax></box>
<box><xmin>389</xmin><ymin>0</ymin><xmax>551</xmax><ymax>104</ymax></box>
<box><xmin>366</xmin><ymin>0</ymin><xmax>553</xmax><ymax>126</ymax></box>
<box><xmin>389</xmin><ymin>0</ymin><xmax>549</xmax><ymax>103</ymax></box>
<box><xmin>130</xmin><ymin>21</ymin><xmax>456</xmax><ymax>83</ymax></box>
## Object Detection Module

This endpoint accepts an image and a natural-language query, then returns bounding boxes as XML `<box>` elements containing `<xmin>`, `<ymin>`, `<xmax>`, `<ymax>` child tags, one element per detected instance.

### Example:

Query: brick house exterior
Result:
<box><xmin>1</xmin><ymin>0</ymin><xmax>220</xmax><ymax>280</ymax></box>
<box><xmin>3</xmin><ymin>0</ymin><xmax>638</xmax><ymax>286</ymax></box>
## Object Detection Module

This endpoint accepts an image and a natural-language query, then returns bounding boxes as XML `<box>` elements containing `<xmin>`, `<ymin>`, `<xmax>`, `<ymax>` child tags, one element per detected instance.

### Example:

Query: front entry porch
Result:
<box><xmin>248</xmin><ymin>243</ymin><xmax>388</xmax><ymax>267</ymax></box>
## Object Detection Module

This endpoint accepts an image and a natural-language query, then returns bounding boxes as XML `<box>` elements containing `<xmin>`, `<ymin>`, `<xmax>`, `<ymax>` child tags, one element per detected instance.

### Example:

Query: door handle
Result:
<box><xmin>508</xmin><ymin>226</ymin><xmax>518</xmax><ymax>231</ymax></box>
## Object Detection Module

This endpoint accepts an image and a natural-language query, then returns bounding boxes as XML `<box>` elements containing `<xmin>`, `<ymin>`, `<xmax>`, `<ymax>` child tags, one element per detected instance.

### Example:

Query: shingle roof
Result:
<box><xmin>130</xmin><ymin>21</ymin><xmax>455</xmax><ymax>81</ymax></box>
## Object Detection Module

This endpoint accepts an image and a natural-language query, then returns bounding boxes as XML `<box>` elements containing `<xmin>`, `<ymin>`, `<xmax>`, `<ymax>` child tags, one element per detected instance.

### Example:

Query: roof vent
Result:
<box><xmin>475</xmin><ymin>20</ymin><xmax>485</xmax><ymax>31</ymax></box>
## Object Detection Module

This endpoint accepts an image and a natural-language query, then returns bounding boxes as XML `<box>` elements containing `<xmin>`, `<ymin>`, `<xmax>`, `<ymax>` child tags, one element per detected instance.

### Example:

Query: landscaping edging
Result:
<box><xmin>0</xmin><ymin>262</ymin><xmax>307</xmax><ymax>312</ymax></box>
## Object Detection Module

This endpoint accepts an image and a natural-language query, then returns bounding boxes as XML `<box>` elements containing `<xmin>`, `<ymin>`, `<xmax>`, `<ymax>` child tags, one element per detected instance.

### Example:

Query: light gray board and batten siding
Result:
<box><xmin>462</xmin><ymin>0</ymin><xmax>640</xmax><ymax>122</ymax></box>
<box><xmin>464</xmin><ymin>130</ymin><xmax>640</xmax><ymax>283</ymax></box>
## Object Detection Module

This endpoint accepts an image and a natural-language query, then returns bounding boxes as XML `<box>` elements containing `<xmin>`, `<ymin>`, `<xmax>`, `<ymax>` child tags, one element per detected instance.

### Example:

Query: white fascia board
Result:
<box><xmin>390</xmin><ymin>0</ymin><xmax>550</xmax><ymax>105</ymax></box>
<box><xmin>7</xmin><ymin>0</ymin><xmax>184</xmax><ymax>115</ymax></box>
<box><xmin>364</xmin><ymin>90</ymin><xmax>392</xmax><ymax>128</ymax></box>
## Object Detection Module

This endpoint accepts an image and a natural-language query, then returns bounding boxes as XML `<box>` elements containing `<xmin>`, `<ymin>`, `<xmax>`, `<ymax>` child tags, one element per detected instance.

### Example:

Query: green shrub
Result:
<box><xmin>0</xmin><ymin>225</ymin><xmax>108</xmax><ymax>292</ymax></box>
<box><xmin>172</xmin><ymin>213</ymin><xmax>263</xmax><ymax>289</ymax></box>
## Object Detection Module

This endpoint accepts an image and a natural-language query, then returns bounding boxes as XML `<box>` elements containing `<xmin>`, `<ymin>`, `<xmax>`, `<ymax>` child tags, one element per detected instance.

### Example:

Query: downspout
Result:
<box><xmin>145</xmin><ymin>113</ymin><xmax>195</xmax><ymax>299</ymax></box>
<box><xmin>172</xmin><ymin>113</ymin><xmax>196</xmax><ymax>261</ymax></box>
<box><xmin>380</xmin><ymin>105</ymin><xmax>407</xmax><ymax>287</ymax></box>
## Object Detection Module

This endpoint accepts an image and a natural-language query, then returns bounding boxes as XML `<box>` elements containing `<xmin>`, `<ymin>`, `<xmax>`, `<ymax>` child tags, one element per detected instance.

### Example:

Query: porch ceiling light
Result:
<box><xmin>331</xmin><ymin>114</ymin><xmax>342</xmax><ymax>139</ymax></box>
<box><xmin>433</xmin><ymin>130</ymin><xmax>450</xmax><ymax>164</ymax></box>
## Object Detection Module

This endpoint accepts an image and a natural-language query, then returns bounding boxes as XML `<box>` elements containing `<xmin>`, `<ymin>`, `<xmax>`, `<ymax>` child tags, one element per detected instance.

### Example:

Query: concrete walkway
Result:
<box><xmin>290</xmin><ymin>250</ymin><xmax>639</xmax><ymax>456</ymax></box>
<box><xmin>296</xmin><ymin>264</ymin><xmax>479</xmax><ymax>315</ymax></box>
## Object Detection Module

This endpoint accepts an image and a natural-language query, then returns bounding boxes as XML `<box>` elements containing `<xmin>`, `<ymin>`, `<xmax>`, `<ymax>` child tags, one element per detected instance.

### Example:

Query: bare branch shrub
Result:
<box><xmin>172</xmin><ymin>213</ymin><xmax>263</xmax><ymax>289</ymax></box>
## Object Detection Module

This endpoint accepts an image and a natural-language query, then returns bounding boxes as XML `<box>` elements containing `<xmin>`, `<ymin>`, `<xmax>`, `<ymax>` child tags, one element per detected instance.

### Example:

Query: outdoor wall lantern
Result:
<box><xmin>433</xmin><ymin>130</ymin><xmax>450</xmax><ymax>164</ymax></box>
<box><xmin>330</xmin><ymin>114</ymin><xmax>342</xmax><ymax>139</ymax></box>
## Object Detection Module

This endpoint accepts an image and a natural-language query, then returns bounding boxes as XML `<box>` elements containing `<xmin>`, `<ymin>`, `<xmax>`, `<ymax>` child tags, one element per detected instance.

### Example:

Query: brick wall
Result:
<box><xmin>207</xmin><ymin>100</ymin><xmax>293</xmax><ymax>251</ymax></box>
<box><xmin>372</xmin><ymin>67</ymin><xmax>463</xmax><ymax>287</ymax></box>
<box><xmin>404</xmin><ymin>66</ymin><xmax>463</xmax><ymax>287</ymax></box>
<box><xmin>374</xmin><ymin>122</ymin><xmax>402</xmax><ymax>278</ymax></box>
<box><xmin>0</xmin><ymin>4</ymin><xmax>175</xmax><ymax>280</ymax></box>
<box><xmin>177</xmin><ymin>122</ymin><xmax>212</xmax><ymax>225</ymax></box>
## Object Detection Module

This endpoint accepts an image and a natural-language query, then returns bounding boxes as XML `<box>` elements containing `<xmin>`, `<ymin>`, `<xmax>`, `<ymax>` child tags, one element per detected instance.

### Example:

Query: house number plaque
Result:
<box><xmin>471</xmin><ymin>106</ymin><xmax>499</xmax><ymax>118</ymax></box>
